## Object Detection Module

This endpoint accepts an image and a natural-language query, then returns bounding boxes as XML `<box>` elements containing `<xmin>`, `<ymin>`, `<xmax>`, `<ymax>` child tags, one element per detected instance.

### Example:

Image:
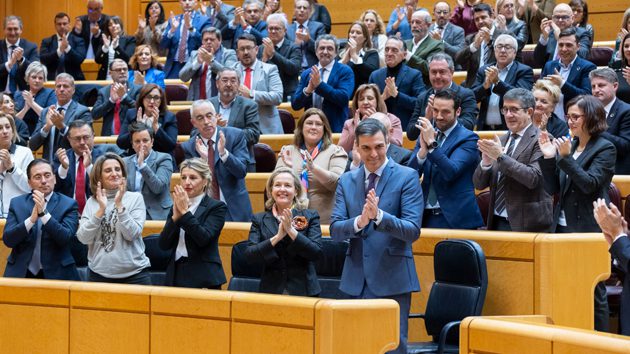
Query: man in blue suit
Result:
<box><xmin>331</xmin><ymin>119</ymin><xmax>423</xmax><ymax>354</ymax></box>
<box><xmin>204</xmin><ymin>0</ymin><xmax>235</xmax><ymax>31</ymax></box>
<box><xmin>182</xmin><ymin>100</ymin><xmax>253</xmax><ymax>222</ymax></box>
<box><xmin>221</xmin><ymin>0</ymin><xmax>268</xmax><ymax>50</ymax></box>
<box><xmin>540</xmin><ymin>27</ymin><xmax>596</xmax><ymax>117</ymax></box>
<box><xmin>1</xmin><ymin>16</ymin><xmax>39</xmax><ymax>94</ymax></box>
<box><xmin>408</xmin><ymin>89</ymin><xmax>483</xmax><ymax>229</ymax></box>
<box><xmin>286</xmin><ymin>0</ymin><xmax>326</xmax><ymax>70</ymax></box>
<box><xmin>40</xmin><ymin>12</ymin><xmax>87</xmax><ymax>81</ymax></box>
<box><xmin>291</xmin><ymin>34</ymin><xmax>354</xmax><ymax>133</ymax></box>
<box><xmin>3</xmin><ymin>159</ymin><xmax>80</xmax><ymax>280</ymax></box>
<box><xmin>160</xmin><ymin>0</ymin><xmax>211</xmax><ymax>78</ymax></box>
<box><xmin>369</xmin><ymin>36</ymin><xmax>425</xmax><ymax>130</ymax></box>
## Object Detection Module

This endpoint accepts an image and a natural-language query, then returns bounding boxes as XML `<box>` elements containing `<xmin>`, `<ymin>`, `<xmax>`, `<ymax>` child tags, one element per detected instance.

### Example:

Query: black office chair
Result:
<box><xmin>254</xmin><ymin>143</ymin><xmax>277</xmax><ymax>172</ymax></box>
<box><xmin>315</xmin><ymin>240</ymin><xmax>350</xmax><ymax>299</ymax></box>
<box><xmin>143</xmin><ymin>233</ymin><xmax>172</xmax><ymax>286</ymax></box>
<box><xmin>407</xmin><ymin>239</ymin><xmax>488</xmax><ymax>354</ymax></box>
<box><xmin>227</xmin><ymin>240</ymin><xmax>263</xmax><ymax>292</ymax></box>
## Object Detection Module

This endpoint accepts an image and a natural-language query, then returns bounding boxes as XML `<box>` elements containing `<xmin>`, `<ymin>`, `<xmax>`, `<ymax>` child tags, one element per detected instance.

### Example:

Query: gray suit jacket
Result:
<box><xmin>472</xmin><ymin>124</ymin><xmax>553</xmax><ymax>232</ymax></box>
<box><xmin>235</xmin><ymin>60</ymin><xmax>283</xmax><ymax>134</ymax></box>
<box><xmin>124</xmin><ymin>150</ymin><xmax>173</xmax><ymax>220</ymax></box>
<box><xmin>429</xmin><ymin>23</ymin><xmax>465</xmax><ymax>60</ymax></box>
<box><xmin>179</xmin><ymin>46</ymin><xmax>237</xmax><ymax>100</ymax></box>
<box><xmin>209</xmin><ymin>96</ymin><xmax>260</xmax><ymax>147</ymax></box>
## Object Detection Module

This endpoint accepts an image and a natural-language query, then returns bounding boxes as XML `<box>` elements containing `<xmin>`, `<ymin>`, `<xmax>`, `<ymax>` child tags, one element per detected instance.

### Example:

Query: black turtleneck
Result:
<box><xmin>386</xmin><ymin>61</ymin><xmax>404</xmax><ymax>78</ymax></box>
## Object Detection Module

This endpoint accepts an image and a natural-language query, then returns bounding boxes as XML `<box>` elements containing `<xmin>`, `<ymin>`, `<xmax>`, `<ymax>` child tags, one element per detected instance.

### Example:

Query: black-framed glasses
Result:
<box><xmin>501</xmin><ymin>107</ymin><xmax>526</xmax><ymax>115</ymax></box>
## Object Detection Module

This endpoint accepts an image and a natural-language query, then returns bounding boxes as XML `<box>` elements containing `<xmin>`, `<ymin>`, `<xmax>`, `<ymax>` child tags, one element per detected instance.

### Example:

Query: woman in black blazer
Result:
<box><xmin>338</xmin><ymin>21</ymin><xmax>380</xmax><ymax>94</ymax></box>
<box><xmin>308</xmin><ymin>1</ymin><xmax>331</xmax><ymax>34</ymax></box>
<box><xmin>245</xmin><ymin>167</ymin><xmax>323</xmax><ymax>296</ymax></box>
<box><xmin>159</xmin><ymin>158</ymin><xmax>228</xmax><ymax>289</ymax></box>
<box><xmin>95</xmin><ymin>16</ymin><xmax>136</xmax><ymax>80</ymax></box>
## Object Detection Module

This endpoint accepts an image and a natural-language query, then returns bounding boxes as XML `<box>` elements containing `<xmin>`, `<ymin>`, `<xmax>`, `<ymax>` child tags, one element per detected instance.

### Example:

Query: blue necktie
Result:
<box><xmin>28</xmin><ymin>220</ymin><xmax>42</xmax><ymax>275</ymax></box>
<box><xmin>8</xmin><ymin>45</ymin><xmax>18</xmax><ymax>93</ymax></box>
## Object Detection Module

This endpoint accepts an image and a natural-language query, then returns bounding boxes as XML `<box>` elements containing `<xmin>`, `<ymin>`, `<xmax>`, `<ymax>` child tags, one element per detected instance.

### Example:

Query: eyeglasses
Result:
<box><xmin>495</xmin><ymin>44</ymin><xmax>514</xmax><ymax>51</ymax></box>
<box><xmin>68</xmin><ymin>135</ymin><xmax>93</xmax><ymax>142</ymax></box>
<box><xmin>500</xmin><ymin>107</ymin><xmax>526</xmax><ymax>115</ymax></box>
<box><xmin>435</xmin><ymin>10</ymin><xmax>449</xmax><ymax>15</ymax></box>
<box><xmin>502</xmin><ymin>3</ymin><xmax>514</xmax><ymax>9</ymax></box>
<box><xmin>144</xmin><ymin>95</ymin><xmax>161</xmax><ymax>102</ymax></box>
<box><xmin>237</xmin><ymin>46</ymin><xmax>256</xmax><ymax>52</ymax></box>
<box><xmin>565</xmin><ymin>114</ymin><xmax>584</xmax><ymax>121</ymax></box>
<box><xmin>552</xmin><ymin>15</ymin><xmax>571</xmax><ymax>21</ymax></box>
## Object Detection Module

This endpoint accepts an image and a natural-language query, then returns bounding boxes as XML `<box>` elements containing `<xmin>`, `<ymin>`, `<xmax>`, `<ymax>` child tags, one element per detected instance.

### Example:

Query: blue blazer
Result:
<box><xmin>610</xmin><ymin>236</ymin><xmax>630</xmax><ymax>335</ymax></box>
<box><xmin>13</xmin><ymin>87</ymin><xmax>56</xmax><ymax>135</ymax></box>
<box><xmin>541</xmin><ymin>57</ymin><xmax>596</xmax><ymax>114</ymax></box>
<box><xmin>221</xmin><ymin>20</ymin><xmax>268</xmax><ymax>50</ymax></box>
<box><xmin>39</xmin><ymin>34</ymin><xmax>87</xmax><ymax>80</ymax></box>
<box><xmin>116</xmin><ymin>109</ymin><xmax>178</xmax><ymax>155</ymax></box>
<box><xmin>128</xmin><ymin>68</ymin><xmax>166</xmax><ymax>89</ymax></box>
<box><xmin>181</xmin><ymin>126</ymin><xmax>253</xmax><ymax>222</ymax></box>
<box><xmin>160</xmin><ymin>12</ymin><xmax>211</xmax><ymax>78</ymax></box>
<box><xmin>3</xmin><ymin>192</ymin><xmax>80</xmax><ymax>280</ymax></box>
<box><xmin>330</xmin><ymin>160</ymin><xmax>423</xmax><ymax>297</ymax></box>
<box><xmin>369</xmin><ymin>64</ymin><xmax>425</xmax><ymax>129</ymax></box>
<box><xmin>286</xmin><ymin>21</ymin><xmax>326</xmax><ymax>68</ymax></box>
<box><xmin>408</xmin><ymin>124</ymin><xmax>484</xmax><ymax>229</ymax></box>
<box><xmin>54</xmin><ymin>146</ymin><xmax>106</xmax><ymax>200</ymax></box>
<box><xmin>291</xmin><ymin>61</ymin><xmax>355</xmax><ymax>132</ymax></box>
<box><xmin>0</xmin><ymin>39</ymin><xmax>39</xmax><ymax>92</ymax></box>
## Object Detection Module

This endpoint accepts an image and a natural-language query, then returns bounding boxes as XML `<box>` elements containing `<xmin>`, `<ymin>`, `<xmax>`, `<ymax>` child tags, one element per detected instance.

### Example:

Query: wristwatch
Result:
<box><xmin>38</xmin><ymin>209</ymin><xmax>48</xmax><ymax>217</ymax></box>
<box><xmin>429</xmin><ymin>140</ymin><xmax>439</xmax><ymax>149</ymax></box>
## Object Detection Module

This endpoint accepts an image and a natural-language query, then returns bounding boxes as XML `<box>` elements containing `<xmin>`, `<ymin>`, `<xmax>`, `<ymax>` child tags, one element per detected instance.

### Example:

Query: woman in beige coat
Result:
<box><xmin>276</xmin><ymin>108</ymin><xmax>347</xmax><ymax>224</ymax></box>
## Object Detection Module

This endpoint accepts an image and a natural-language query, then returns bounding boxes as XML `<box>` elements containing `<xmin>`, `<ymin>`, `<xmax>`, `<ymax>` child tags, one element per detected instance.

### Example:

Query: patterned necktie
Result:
<box><xmin>199</xmin><ymin>63</ymin><xmax>208</xmax><ymax>99</ymax></box>
<box><xmin>494</xmin><ymin>133</ymin><xmax>519</xmax><ymax>215</ymax></box>
<box><xmin>312</xmin><ymin>68</ymin><xmax>326</xmax><ymax>108</ymax></box>
<box><xmin>366</xmin><ymin>172</ymin><xmax>378</xmax><ymax>197</ymax></box>
<box><xmin>113</xmin><ymin>99</ymin><xmax>121</xmax><ymax>134</ymax></box>
<box><xmin>481</xmin><ymin>42</ymin><xmax>490</xmax><ymax>66</ymax></box>
<box><xmin>76</xmin><ymin>155</ymin><xmax>87</xmax><ymax>215</ymax></box>
<box><xmin>426</xmin><ymin>131</ymin><xmax>445</xmax><ymax>206</ymax></box>
<box><xmin>177</xmin><ymin>17</ymin><xmax>189</xmax><ymax>63</ymax></box>
<box><xmin>207</xmin><ymin>139</ymin><xmax>220</xmax><ymax>200</ymax></box>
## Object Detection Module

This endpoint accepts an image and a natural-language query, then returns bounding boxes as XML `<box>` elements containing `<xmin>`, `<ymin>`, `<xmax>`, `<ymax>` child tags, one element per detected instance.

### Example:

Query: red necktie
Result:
<box><xmin>113</xmin><ymin>99</ymin><xmax>121</xmax><ymax>134</ymax></box>
<box><xmin>244</xmin><ymin>67</ymin><xmax>252</xmax><ymax>90</ymax></box>
<box><xmin>76</xmin><ymin>156</ymin><xmax>86</xmax><ymax>215</ymax></box>
<box><xmin>177</xmin><ymin>18</ymin><xmax>189</xmax><ymax>63</ymax></box>
<box><xmin>199</xmin><ymin>64</ymin><xmax>208</xmax><ymax>99</ymax></box>
<box><xmin>207</xmin><ymin>140</ymin><xmax>220</xmax><ymax>200</ymax></box>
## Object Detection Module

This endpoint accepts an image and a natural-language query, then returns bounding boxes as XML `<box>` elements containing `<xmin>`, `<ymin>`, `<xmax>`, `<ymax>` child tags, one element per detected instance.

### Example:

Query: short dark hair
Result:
<box><xmin>136</xmin><ymin>83</ymin><xmax>167</xmax><ymax>115</ymax></box>
<box><xmin>315</xmin><ymin>34</ymin><xmax>339</xmax><ymax>53</ymax></box>
<box><xmin>558</xmin><ymin>27</ymin><xmax>578</xmax><ymax>42</ymax></box>
<box><xmin>386</xmin><ymin>35</ymin><xmax>407</xmax><ymax>51</ymax></box>
<box><xmin>128</xmin><ymin>121</ymin><xmax>155</xmax><ymax>141</ymax></box>
<box><xmin>355</xmin><ymin>118</ymin><xmax>387</xmax><ymax>142</ymax></box>
<box><xmin>566</xmin><ymin>95</ymin><xmax>608</xmax><ymax>136</ymax></box>
<box><xmin>473</xmin><ymin>3</ymin><xmax>493</xmax><ymax>15</ymax></box>
<box><xmin>67</xmin><ymin>119</ymin><xmax>94</xmax><ymax>135</ymax></box>
<box><xmin>237</xmin><ymin>33</ymin><xmax>258</xmax><ymax>47</ymax></box>
<box><xmin>503</xmin><ymin>88</ymin><xmax>535</xmax><ymax>110</ymax></box>
<box><xmin>27</xmin><ymin>159</ymin><xmax>52</xmax><ymax>179</ymax></box>
<box><xmin>433</xmin><ymin>89</ymin><xmax>461</xmax><ymax>111</ymax></box>
<box><xmin>144</xmin><ymin>1</ymin><xmax>166</xmax><ymax>25</ymax></box>
<box><xmin>54</xmin><ymin>12</ymin><xmax>70</xmax><ymax>22</ymax></box>
<box><xmin>201</xmin><ymin>26</ymin><xmax>222</xmax><ymax>41</ymax></box>
<box><xmin>104</xmin><ymin>16</ymin><xmax>124</xmax><ymax>37</ymax></box>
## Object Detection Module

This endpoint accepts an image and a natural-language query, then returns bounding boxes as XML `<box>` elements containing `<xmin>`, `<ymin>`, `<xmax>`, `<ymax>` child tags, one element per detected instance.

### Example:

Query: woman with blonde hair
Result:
<box><xmin>532</xmin><ymin>80</ymin><xmax>569</xmax><ymax>138</ymax></box>
<box><xmin>338</xmin><ymin>21</ymin><xmax>380</xmax><ymax>92</ymax></box>
<box><xmin>128</xmin><ymin>44</ymin><xmax>166</xmax><ymax>89</ymax></box>
<box><xmin>0</xmin><ymin>113</ymin><xmax>34</xmax><ymax>218</ymax></box>
<box><xmin>245</xmin><ymin>167</ymin><xmax>323</xmax><ymax>296</ymax></box>
<box><xmin>359</xmin><ymin>9</ymin><xmax>387</xmax><ymax>66</ymax></box>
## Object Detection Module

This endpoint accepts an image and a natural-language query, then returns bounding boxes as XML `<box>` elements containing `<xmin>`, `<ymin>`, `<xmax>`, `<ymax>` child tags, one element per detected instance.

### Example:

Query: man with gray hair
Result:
<box><xmin>29</xmin><ymin>73</ymin><xmax>92</xmax><ymax>162</ymax></box>
<box><xmin>179</xmin><ymin>27</ymin><xmax>237</xmax><ymax>100</ymax></box>
<box><xmin>405</xmin><ymin>10</ymin><xmax>443</xmax><ymax>87</ymax></box>
<box><xmin>590</xmin><ymin>67</ymin><xmax>630</xmax><ymax>174</ymax></box>
<box><xmin>1</xmin><ymin>15</ymin><xmax>39</xmax><ymax>94</ymax></box>
<box><xmin>259</xmin><ymin>13</ymin><xmax>302</xmax><ymax>102</ymax></box>
<box><xmin>471</xmin><ymin>33</ymin><xmax>534</xmax><ymax>130</ymax></box>
<box><xmin>429</xmin><ymin>2</ymin><xmax>465</xmax><ymax>65</ymax></box>
<box><xmin>287</xmin><ymin>0</ymin><xmax>326</xmax><ymax>71</ymax></box>
<box><xmin>221</xmin><ymin>0</ymin><xmax>268</xmax><ymax>50</ymax></box>
<box><xmin>473</xmin><ymin>88</ymin><xmax>553</xmax><ymax>232</ymax></box>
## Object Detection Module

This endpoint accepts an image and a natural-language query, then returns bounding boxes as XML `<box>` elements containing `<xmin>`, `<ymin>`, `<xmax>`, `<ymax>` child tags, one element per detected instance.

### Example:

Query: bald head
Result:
<box><xmin>552</xmin><ymin>3</ymin><xmax>574</xmax><ymax>30</ymax></box>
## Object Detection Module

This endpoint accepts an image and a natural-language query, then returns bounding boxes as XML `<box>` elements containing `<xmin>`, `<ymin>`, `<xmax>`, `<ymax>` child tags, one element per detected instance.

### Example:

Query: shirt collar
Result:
<box><xmin>498</xmin><ymin>60</ymin><xmax>514</xmax><ymax>72</ymax></box>
<box><xmin>413</xmin><ymin>34</ymin><xmax>429</xmax><ymax>46</ymax></box>
<box><xmin>6</xmin><ymin>38</ymin><xmax>20</xmax><ymax>48</ymax></box>
<box><xmin>56</xmin><ymin>101</ymin><xmax>72</xmax><ymax>111</ymax></box>
<box><xmin>318</xmin><ymin>60</ymin><xmax>335</xmax><ymax>73</ymax></box>
<box><xmin>604</xmin><ymin>98</ymin><xmax>616</xmax><ymax>116</ymax></box>
<box><xmin>512</xmin><ymin>123</ymin><xmax>531</xmax><ymax>137</ymax></box>
<box><xmin>559</xmin><ymin>55</ymin><xmax>578</xmax><ymax>69</ymax></box>
<box><xmin>219</xmin><ymin>96</ymin><xmax>236</xmax><ymax>108</ymax></box>
<box><xmin>440</xmin><ymin>122</ymin><xmax>458</xmax><ymax>138</ymax></box>
<box><xmin>363</xmin><ymin>157</ymin><xmax>389</xmax><ymax>179</ymax></box>
<box><xmin>296</xmin><ymin>20</ymin><xmax>309</xmax><ymax>28</ymax></box>
<box><xmin>275</xmin><ymin>38</ymin><xmax>285</xmax><ymax>48</ymax></box>
<box><xmin>189</xmin><ymin>193</ymin><xmax>204</xmax><ymax>210</ymax></box>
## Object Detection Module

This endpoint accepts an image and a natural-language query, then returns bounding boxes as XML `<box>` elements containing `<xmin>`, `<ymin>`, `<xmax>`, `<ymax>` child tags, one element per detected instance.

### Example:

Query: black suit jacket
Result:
<box><xmin>455</xmin><ymin>31</ymin><xmax>501</xmax><ymax>88</ymax></box>
<box><xmin>116</xmin><ymin>109</ymin><xmax>178</xmax><ymax>155</ymax></box>
<box><xmin>471</xmin><ymin>61</ymin><xmax>534</xmax><ymax>130</ymax></box>
<box><xmin>94</xmin><ymin>36</ymin><xmax>136</xmax><ymax>80</ymax></box>
<box><xmin>601</xmin><ymin>98</ymin><xmax>630</xmax><ymax>174</ymax></box>
<box><xmin>158</xmin><ymin>195</ymin><xmax>228</xmax><ymax>288</ymax></box>
<box><xmin>91</xmin><ymin>83</ymin><xmax>142</xmax><ymax>136</ymax></box>
<box><xmin>54</xmin><ymin>147</ymin><xmax>106</xmax><ymax>201</ymax></box>
<box><xmin>258</xmin><ymin>39</ymin><xmax>302</xmax><ymax>102</ymax></box>
<box><xmin>0</xmin><ymin>39</ymin><xmax>39</xmax><ymax>92</ymax></box>
<box><xmin>610</xmin><ymin>236</ymin><xmax>630</xmax><ymax>335</ymax></box>
<box><xmin>70</xmin><ymin>14</ymin><xmax>110</xmax><ymax>54</ymax></box>
<box><xmin>540</xmin><ymin>135</ymin><xmax>616</xmax><ymax>232</ymax></box>
<box><xmin>407</xmin><ymin>83</ymin><xmax>478</xmax><ymax>138</ymax></box>
<box><xmin>39</xmin><ymin>34</ymin><xmax>86</xmax><ymax>80</ymax></box>
<box><xmin>245</xmin><ymin>209</ymin><xmax>323</xmax><ymax>296</ymax></box>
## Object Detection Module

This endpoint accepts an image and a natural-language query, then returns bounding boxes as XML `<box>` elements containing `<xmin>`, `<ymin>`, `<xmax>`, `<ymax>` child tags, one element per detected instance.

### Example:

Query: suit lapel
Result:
<box><xmin>511</xmin><ymin>125</ymin><xmax>537</xmax><ymax>161</ymax></box>
<box><xmin>262</xmin><ymin>211</ymin><xmax>279</xmax><ymax>239</ymax></box>
<box><xmin>46</xmin><ymin>193</ymin><xmax>59</xmax><ymax>218</ymax></box>
<box><xmin>64</xmin><ymin>101</ymin><xmax>76</xmax><ymax>124</ymax></box>
<box><xmin>375</xmin><ymin>161</ymin><xmax>394</xmax><ymax>198</ymax></box>
<box><xmin>607</xmin><ymin>100</ymin><xmax>619</xmax><ymax>128</ymax></box>
<box><xmin>394</xmin><ymin>65</ymin><xmax>407</xmax><ymax>88</ymax></box>
<box><xmin>567</xmin><ymin>60</ymin><xmax>582</xmax><ymax>84</ymax></box>
<box><xmin>252</xmin><ymin>61</ymin><xmax>263</xmax><ymax>90</ymax></box>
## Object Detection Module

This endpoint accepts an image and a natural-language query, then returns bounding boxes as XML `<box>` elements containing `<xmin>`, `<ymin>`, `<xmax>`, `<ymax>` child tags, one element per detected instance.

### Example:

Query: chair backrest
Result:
<box><xmin>278</xmin><ymin>109</ymin><xmax>296</xmax><ymax>134</ymax></box>
<box><xmin>254</xmin><ymin>143</ymin><xmax>277</xmax><ymax>172</ymax></box>
<box><xmin>227</xmin><ymin>240</ymin><xmax>263</xmax><ymax>292</ymax></box>
<box><xmin>143</xmin><ymin>233</ymin><xmax>172</xmax><ymax>286</ymax></box>
<box><xmin>424</xmin><ymin>239</ymin><xmax>488</xmax><ymax>343</ymax></box>
<box><xmin>521</xmin><ymin>50</ymin><xmax>538</xmax><ymax>69</ymax></box>
<box><xmin>165</xmin><ymin>84</ymin><xmax>189</xmax><ymax>104</ymax></box>
<box><xmin>173</xmin><ymin>143</ymin><xmax>186</xmax><ymax>170</ymax></box>
<box><xmin>475</xmin><ymin>191</ymin><xmax>491</xmax><ymax>227</ymax></box>
<box><xmin>588</xmin><ymin>47</ymin><xmax>613</xmax><ymax>66</ymax></box>
<box><xmin>608</xmin><ymin>182</ymin><xmax>621</xmax><ymax>211</ymax></box>
<box><xmin>315</xmin><ymin>240</ymin><xmax>350</xmax><ymax>299</ymax></box>
<box><xmin>175</xmin><ymin>109</ymin><xmax>193</xmax><ymax>135</ymax></box>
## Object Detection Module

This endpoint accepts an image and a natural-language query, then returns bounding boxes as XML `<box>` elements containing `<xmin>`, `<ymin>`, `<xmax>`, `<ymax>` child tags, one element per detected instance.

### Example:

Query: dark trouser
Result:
<box><xmin>354</xmin><ymin>281</ymin><xmax>411</xmax><ymax>354</ymax></box>
<box><xmin>88</xmin><ymin>268</ymin><xmax>152</xmax><ymax>285</ymax></box>
<box><xmin>556</xmin><ymin>225</ymin><xmax>610</xmax><ymax>332</ymax></box>
<box><xmin>26</xmin><ymin>270</ymin><xmax>44</xmax><ymax>279</ymax></box>
<box><xmin>423</xmin><ymin>209</ymin><xmax>450</xmax><ymax>229</ymax></box>
<box><xmin>173</xmin><ymin>257</ymin><xmax>221</xmax><ymax>289</ymax></box>
<box><xmin>491</xmin><ymin>215</ymin><xmax>513</xmax><ymax>231</ymax></box>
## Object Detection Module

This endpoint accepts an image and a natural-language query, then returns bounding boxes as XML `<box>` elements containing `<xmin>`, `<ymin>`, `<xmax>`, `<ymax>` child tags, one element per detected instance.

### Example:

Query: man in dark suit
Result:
<box><xmin>29</xmin><ymin>73</ymin><xmax>92</xmax><ymax>163</ymax></box>
<box><xmin>292</xmin><ymin>34</ymin><xmax>354</xmax><ymax>133</ymax></box>
<box><xmin>540</xmin><ymin>27</ymin><xmax>596</xmax><ymax>117</ymax></box>
<box><xmin>532</xmin><ymin>3</ymin><xmax>592</xmax><ymax>68</ymax></box>
<box><xmin>369</xmin><ymin>36</ymin><xmax>424</xmax><ymax>130</ymax></box>
<box><xmin>2</xmin><ymin>159</ymin><xmax>80</xmax><ymax>280</ymax></box>
<box><xmin>54</xmin><ymin>120</ymin><xmax>105</xmax><ymax>216</ymax></box>
<box><xmin>593</xmin><ymin>198</ymin><xmax>630</xmax><ymax>336</ymax></box>
<box><xmin>221</xmin><ymin>0</ymin><xmax>267</xmax><ymax>49</ymax></box>
<box><xmin>408</xmin><ymin>89</ymin><xmax>484</xmax><ymax>229</ymax></box>
<box><xmin>204</xmin><ymin>0</ymin><xmax>235</xmax><ymax>31</ymax></box>
<box><xmin>429</xmin><ymin>2</ymin><xmax>465</xmax><ymax>68</ymax></box>
<box><xmin>179</xmin><ymin>27</ymin><xmax>237</xmax><ymax>100</ymax></box>
<box><xmin>405</xmin><ymin>10</ymin><xmax>444</xmax><ymax>87</ymax></box>
<box><xmin>160</xmin><ymin>1</ymin><xmax>211</xmax><ymax>78</ymax></box>
<box><xmin>346</xmin><ymin>113</ymin><xmax>412</xmax><ymax>171</ymax></box>
<box><xmin>331</xmin><ymin>119</ymin><xmax>423</xmax><ymax>354</ymax></box>
<box><xmin>407</xmin><ymin>53</ymin><xmax>478</xmax><ymax>137</ymax></box>
<box><xmin>91</xmin><ymin>59</ymin><xmax>142</xmax><ymax>136</ymax></box>
<box><xmin>1</xmin><ymin>16</ymin><xmax>39</xmax><ymax>95</ymax></box>
<box><xmin>40</xmin><ymin>12</ymin><xmax>87</xmax><ymax>81</ymax></box>
<box><xmin>70</xmin><ymin>0</ymin><xmax>110</xmax><ymax>60</ymax></box>
<box><xmin>473</xmin><ymin>88</ymin><xmax>553</xmax><ymax>232</ymax></box>
<box><xmin>258</xmin><ymin>13</ymin><xmax>302</xmax><ymax>102</ymax></box>
<box><xmin>589</xmin><ymin>68</ymin><xmax>630</xmax><ymax>175</ymax></box>
<box><xmin>287</xmin><ymin>0</ymin><xmax>326</xmax><ymax>71</ymax></box>
<box><xmin>471</xmin><ymin>34</ymin><xmax>534</xmax><ymax>130</ymax></box>
<box><xmin>182</xmin><ymin>100</ymin><xmax>253</xmax><ymax>222</ymax></box>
